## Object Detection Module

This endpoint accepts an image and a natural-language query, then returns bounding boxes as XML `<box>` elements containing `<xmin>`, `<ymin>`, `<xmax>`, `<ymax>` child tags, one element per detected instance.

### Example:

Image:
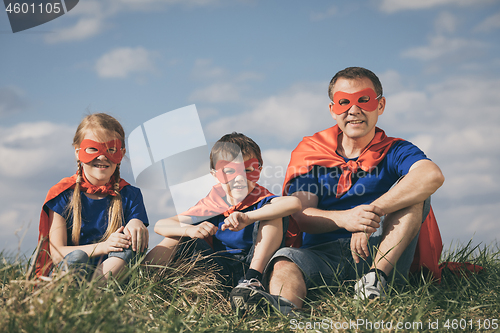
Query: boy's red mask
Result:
<box><xmin>331</xmin><ymin>88</ymin><xmax>381</xmax><ymax>115</ymax></box>
<box><xmin>78</xmin><ymin>139</ymin><xmax>123</xmax><ymax>164</ymax></box>
<box><xmin>214</xmin><ymin>158</ymin><xmax>261</xmax><ymax>184</ymax></box>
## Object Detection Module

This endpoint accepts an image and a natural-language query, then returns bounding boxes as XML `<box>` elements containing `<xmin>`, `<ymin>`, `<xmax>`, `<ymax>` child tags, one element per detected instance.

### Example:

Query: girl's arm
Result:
<box><xmin>154</xmin><ymin>215</ymin><xmax>218</xmax><ymax>240</ymax></box>
<box><xmin>48</xmin><ymin>209</ymin><xmax>132</xmax><ymax>264</ymax></box>
<box><xmin>222</xmin><ymin>196</ymin><xmax>302</xmax><ymax>231</ymax></box>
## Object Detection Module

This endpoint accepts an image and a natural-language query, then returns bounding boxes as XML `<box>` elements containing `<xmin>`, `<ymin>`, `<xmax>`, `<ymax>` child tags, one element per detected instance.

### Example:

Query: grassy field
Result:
<box><xmin>1</xmin><ymin>242</ymin><xmax>499</xmax><ymax>332</ymax></box>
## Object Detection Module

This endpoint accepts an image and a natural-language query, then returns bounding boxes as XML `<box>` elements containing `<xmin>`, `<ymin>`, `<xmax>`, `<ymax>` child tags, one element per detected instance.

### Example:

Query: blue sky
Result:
<box><xmin>1</xmin><ymin>0</ymin><xmax>500</xmax><ymax>257</ymax></box>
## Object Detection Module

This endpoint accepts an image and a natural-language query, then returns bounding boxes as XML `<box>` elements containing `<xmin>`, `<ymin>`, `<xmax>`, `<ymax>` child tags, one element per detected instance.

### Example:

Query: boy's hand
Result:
<box><xmin>185</xmin><ymin>222</ymin><xmax>218</xmax><ymax>239</ymax></box>
<box><xmin>221</xmin><ymin>212</ymin><xmax>252</xmax><ymax>232</ymax></box>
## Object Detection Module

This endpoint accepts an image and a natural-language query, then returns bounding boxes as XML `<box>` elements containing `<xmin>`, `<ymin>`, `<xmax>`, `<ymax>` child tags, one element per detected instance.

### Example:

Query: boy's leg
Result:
<box><xmin>144</xmin><ymin>237</ymin><xmax>180</xmax><ymax>266</ymax></box>
<box><xmin>248</xmin><ymin>217</ymin><xmax>283</xmax><ymax>274</ymax></box>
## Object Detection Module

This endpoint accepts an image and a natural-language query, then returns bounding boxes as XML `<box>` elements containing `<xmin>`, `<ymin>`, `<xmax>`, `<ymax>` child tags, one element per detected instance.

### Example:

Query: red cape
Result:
<box><xmin>283</xmin><ymin>125</ymin><xmax>444</xmax><ymax>280</ymax></box>
<box><xmin>179</xmin><ymin>183</ymin><xmax>274</xmax><ymax>248</ymax></box>
<box><xmin>181</xmin><ymin>183</ymin><xmax>274</xmax><ymax>218</ymax></box>
<box><xmin>35</xmin><ymin>174</ymin><xmax>129</xmax><ymax>277</ymax></box>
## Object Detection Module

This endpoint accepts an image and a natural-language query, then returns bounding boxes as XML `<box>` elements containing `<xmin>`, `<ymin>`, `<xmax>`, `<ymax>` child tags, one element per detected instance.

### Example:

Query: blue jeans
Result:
<box><xmin>174</xmin><ymin>216</ymin><xmax>289</xmax><ymax>287</ymax></box>
<box><xmin>51</xmin><ymin>248</ymin><xmax>135</xmax><ymax>277</ymax></box>
<box><xmin>263</xmin><ymin>197</ymin><xmax>431</xmax><ymax>288</ymax></box>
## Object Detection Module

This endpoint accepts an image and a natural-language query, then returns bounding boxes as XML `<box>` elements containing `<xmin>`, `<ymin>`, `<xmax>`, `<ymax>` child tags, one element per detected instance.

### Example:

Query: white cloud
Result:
<box><xmin>43</xmin><ymin>0</ymin><xmax>239</xmax><ymax>44</ymax></box>
<box><xmin>190</xmin><ymin>83</ymin><xmax>243</xmax><ymax>103</ymax></box>
<box><xmin>401</xmin><ymin>35</ymin><xmax>488</xmax><ymax>62</ymax></box>
<box><xmin>435</xmin><ymin>11</ymin><xmax>458</xmax><ymax>34</ymax></box>
<box><xmin>474</xmin><ymin>11</ymin><xmax>500</xmax><ymax>32</ymax></box>
<box><xmin>189</xmin><ymin>59</ymin><xmax>263</xmax><ymax>103</ymax></box>
<box><xmin>379</xmin><ymin>0</ymin><xmax>494</xmax><ymax>13</ymax></box>
<box><xmin>0</xmin><ymin>122</ymin><xmax>75</xmax><ymax>178</ymax></box>
<box><xmin>0</xmin><ymin>86</ymin><xmax>28</xmax><ymax>117</ymax></box>
<box><xmin>310</xmin><ymin>6</ymin><xmax>337</xmax><ymax>21</ymax></box>
<box><xmin>45</xmin><ymin>16</ymin><xmax>103</xmax><ymax>43</ymax></box>
<box><xmin>95</xmin><ymin>47</ymin><xmax>157</xmax><ymax>79</ymax></box>
<box><xmin>205</xmin><ymin>82</ymin><xmax>331</xmax><ymax>144</ymax></box>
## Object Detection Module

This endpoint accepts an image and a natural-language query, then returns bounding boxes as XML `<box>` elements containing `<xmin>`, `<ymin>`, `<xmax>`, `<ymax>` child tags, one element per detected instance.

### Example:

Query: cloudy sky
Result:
<box><xmin>1</xmin><ymin>0</ymin><xmax>499</xmax><ymax>258</ymax></box>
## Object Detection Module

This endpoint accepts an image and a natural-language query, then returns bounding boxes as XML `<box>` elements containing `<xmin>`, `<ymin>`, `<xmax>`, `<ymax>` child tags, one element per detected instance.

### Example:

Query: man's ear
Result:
<box><xmin>329</xmin><ymin>102</ymin><xmax>338</xmax><ymax>121</ymax></box>
<box><xmin>377</xmin><ymin>96</ymin><xmax>386</xmax><ymax>115</ymax></box>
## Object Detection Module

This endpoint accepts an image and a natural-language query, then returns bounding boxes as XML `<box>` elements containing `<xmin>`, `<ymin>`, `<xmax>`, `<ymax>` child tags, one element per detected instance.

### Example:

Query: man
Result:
<box><xmin>237</xmin><ymin>67</ymin><xmax>444</xmax><ymax>314</ymax></box>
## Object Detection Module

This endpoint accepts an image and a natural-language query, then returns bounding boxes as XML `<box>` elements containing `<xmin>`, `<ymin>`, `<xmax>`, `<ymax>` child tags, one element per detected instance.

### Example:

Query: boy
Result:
<box><xmin>145</xmin><ymin>132</ymin><xmax>301</xmax><ymax>312</ymax></box>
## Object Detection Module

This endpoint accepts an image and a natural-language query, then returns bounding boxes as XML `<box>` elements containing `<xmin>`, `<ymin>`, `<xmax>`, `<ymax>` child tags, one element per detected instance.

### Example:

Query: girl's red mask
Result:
<box><xmin>78</xmin><ymin>139</ymin><xmax>123</xmax><ymax>164</ymax></box>
<box><xmin>214</xmin><ymin>158</ymin><xmax>261</xmax><ymax>184</ymax></box>
<box><xmin>331</xmin><ymin>88</ymin><xmax>381</xmax><ymax>115</ymax></box>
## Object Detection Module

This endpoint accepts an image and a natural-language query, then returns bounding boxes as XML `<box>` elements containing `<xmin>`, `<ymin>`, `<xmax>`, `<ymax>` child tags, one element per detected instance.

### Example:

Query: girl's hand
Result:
<box><xmin>124</xmin><ymin>219</ymin><xmax>149</xmax><ymax>252</ymax></box>
<box><xmin>185</xmin><ymin>222</ymin><xmax>218</xmax><ymax>239</ymax></box>
<box><xmin>103</xmin><ymin>226</ymin><xmax>131</xmax><ymax>253</ymax></box>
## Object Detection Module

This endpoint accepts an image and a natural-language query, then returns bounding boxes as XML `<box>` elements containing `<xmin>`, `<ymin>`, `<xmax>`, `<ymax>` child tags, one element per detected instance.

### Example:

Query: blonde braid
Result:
<box><xmin>101</xmin><ymin>164</ymin><xmax>124</xmax><ymax>241</ymax></box>
<box><xmin>68</xmin><ymin>161</ymin><xmax>83</xmax><ymax>245</ymax></box>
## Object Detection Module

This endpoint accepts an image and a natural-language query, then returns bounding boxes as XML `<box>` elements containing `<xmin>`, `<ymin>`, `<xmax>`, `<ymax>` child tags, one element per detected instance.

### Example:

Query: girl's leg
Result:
<box><xmin>143</xmin><ymin>237</ymin><xmax>180</xmax><ymax>266</ymax></box>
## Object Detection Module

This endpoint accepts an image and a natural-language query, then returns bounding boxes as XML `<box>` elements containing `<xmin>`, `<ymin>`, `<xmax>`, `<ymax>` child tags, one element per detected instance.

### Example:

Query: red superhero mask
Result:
<box><xmin>78</xmin><ymin>139</ymin><xmax>123</xmax><ymax>164</ymax></box>
<box><xmin>214</xmin><ymin>158</ymin><xmax>261</xmax><ymax>184</ymax></box>
<box><xmin>331</xmin><ymin>88</ymin><xmax>381</xmax><ymax>115</ymax></box>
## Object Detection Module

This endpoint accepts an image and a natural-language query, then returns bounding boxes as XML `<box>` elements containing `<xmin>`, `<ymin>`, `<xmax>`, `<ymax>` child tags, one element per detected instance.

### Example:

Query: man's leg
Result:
<box><xmin>354</xmin><ymin>199</ymin><xmax>428</xmax><ymax>299</ymax></box>
<box><xmin>372</xmin><ymin>201</ymin><xmax>423</xmax><ymax>277</ymax></box>
<box><xmin>268</xmin><ymin>258</ymin><xmax>307</xmax><ymax>308</ymax></box>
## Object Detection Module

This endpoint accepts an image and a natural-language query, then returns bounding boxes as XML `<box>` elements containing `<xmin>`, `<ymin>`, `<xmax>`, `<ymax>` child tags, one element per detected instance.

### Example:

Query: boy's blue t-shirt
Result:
<box><xmin>45</xmin><ymin>185</ymin><xmax>149</xmax><ymax>246</ymax></box>
<box><xmin>189</xmin><ymin>195</ymin><xmax>276</xmax><ymax>256</ymax></box>
<box><xmin>287</xmin><ymin>140</ymin><xmax>429</xmax><ymax>248</ymax></box>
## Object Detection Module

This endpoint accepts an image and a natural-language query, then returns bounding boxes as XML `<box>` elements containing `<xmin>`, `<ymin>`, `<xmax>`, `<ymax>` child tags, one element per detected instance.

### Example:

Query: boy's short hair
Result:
<box><xmin>210</xmin><ymin>132</ymin><xmax>263</xmax><ymax>170</ymax></box>
<box><xmin>328</xmin><ymin>67</ymin><xmax>383</xmax><ymax>101</ymax></box>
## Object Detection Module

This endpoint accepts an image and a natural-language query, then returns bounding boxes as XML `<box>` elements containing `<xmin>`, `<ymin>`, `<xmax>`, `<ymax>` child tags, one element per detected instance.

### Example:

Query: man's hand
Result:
<box><xmin>350</xmin><ymin>231</ymin><xmax>372</xmax><ymax>263</ymax></box>
<box><xmin>123</xmin><ymin>219</ymin><xmax>149</xmax><ymax>252</ymax></box>
<box><xmin>337</xmin><ymin>205</ymin><xmax>384</xmax><ymax>233</ymax></box>
<box><xmin>185</xmin><ymin>222</ymin><xmax>218</xmax><ymax>239</ymax></box>
<box><xmin>221</xmin><ymin>212</ymin><xmax>253</xmax><ymax>232</ymax></box>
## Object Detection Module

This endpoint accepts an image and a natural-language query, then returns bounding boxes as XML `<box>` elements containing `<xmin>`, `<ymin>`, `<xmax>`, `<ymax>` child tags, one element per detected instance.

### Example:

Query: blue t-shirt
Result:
<box><xmin>287</xmin><ymin>140</ymin><xmax>428</xmax><ymax>248</ymax></box>
<box><xmin>189</xmin><ymin>195</ymin><xmax>276</xmax><ymax>256</ymax></box>
<box><xmin>45</xmin><ymin>185</ymin><xmax>149</xmax><ymax>246</ymax></box>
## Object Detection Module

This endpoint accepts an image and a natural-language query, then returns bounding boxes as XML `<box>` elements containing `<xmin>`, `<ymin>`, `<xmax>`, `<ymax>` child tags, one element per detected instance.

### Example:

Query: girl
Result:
<box><xmin>35</xmin><ymin>113</ymin><xmax>149</xmax><ymax>281</ymax></box>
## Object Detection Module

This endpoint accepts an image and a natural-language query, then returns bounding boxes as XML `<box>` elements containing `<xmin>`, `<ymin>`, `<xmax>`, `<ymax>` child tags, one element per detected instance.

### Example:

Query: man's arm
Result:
<box><xmin>370</xmin><ymin>159</ymin><xmax>444</xmax><ymax>214</ymax></box>
<box><xmin>290</xmin><ymin>160</ymin><xmax>443</xmax><ymax>235</ymax></box>
<box><xmin>290</xmin><ymin>192</ymin><xmax>384</xmax><ymax>234</ymax></box>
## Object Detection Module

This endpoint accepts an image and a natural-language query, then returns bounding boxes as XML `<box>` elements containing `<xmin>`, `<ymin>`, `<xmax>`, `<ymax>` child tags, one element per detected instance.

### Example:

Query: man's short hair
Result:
<box><xmin>328</xmin><ymin>67</ymin><xmax>383</xmax><ymax>101</ymax></box>
<box><xmin>210</xmin><ymin>132</ymin><xmax>263</xmax><ymax>170</ymax></box>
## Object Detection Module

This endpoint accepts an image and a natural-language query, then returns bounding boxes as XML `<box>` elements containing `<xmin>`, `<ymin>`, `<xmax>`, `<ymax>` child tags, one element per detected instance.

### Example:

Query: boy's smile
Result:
<box><xmin>213</xmin><ymin>155</ymin><xmax>260</xmax><ymax>206</ymax></box>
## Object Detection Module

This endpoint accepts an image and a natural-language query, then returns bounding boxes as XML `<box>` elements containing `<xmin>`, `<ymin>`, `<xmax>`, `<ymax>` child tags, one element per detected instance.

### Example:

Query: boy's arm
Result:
<box><xmin>154</xmin><ymin>215</ymin><xmax>218</xmax><ymax>239</ymax></box>
<box><xmin>221</xmin><ymin>196</ymin><xmax>302</xmax><ymax>232</ymax></box>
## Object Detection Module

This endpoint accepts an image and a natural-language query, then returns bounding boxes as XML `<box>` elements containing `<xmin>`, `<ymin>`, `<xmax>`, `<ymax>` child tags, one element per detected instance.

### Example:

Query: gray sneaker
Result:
<box><xmin>354</xmin><ymin>271</ymin><xmax>387</xmax><ymax>300</ymax></box>
<box><xmin>229</xmin><ymin>278</ymin><xmax>297</xmax><ymax>316</ymax></box>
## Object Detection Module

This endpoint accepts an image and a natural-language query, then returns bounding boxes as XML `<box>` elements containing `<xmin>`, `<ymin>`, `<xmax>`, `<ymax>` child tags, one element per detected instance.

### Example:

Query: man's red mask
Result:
<box><xmin>78</xmin><ymin>139</ymin><xmax>123</xmax><ymax>164</ymax></box>
<box><xmin>331</xmin><ymin>88</ymin><xmax>381</xmax><ymax>115</ymax></box>
<box><xmin>214</xmin><ymin>158</ymin><xmax>261</xmax><ymax>184</ymax></box>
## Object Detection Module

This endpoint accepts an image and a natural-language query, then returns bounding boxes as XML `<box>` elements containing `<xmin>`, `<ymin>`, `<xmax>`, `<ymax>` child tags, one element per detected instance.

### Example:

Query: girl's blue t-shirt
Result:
<box><xmin>287</xmin><ymin>140</ymin><xmax>428</xmax><ymax>248</ymax></box>
<box><xmin>45</xmin><ymin>185</ymin><xmax>149</xmax><ymax>246</ymax></box>
<box><xmin>189</xmin><ymin>195</ymin><xmax>276</xmax><ymax>256</ymax></box>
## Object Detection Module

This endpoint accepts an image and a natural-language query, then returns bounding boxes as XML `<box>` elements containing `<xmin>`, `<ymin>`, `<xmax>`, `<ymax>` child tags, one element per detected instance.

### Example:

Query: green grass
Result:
<box><xmin>1</xmin><ymin>242</ymin><xmax>499</xmax><ymax>332</ymax></box>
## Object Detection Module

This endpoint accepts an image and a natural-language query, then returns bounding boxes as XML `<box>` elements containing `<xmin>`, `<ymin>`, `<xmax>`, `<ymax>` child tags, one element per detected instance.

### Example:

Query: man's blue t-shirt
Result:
<box><xmin>190</xmin><ymin>195</ymin><xmax>276</xmax><ymax>256</ymax></box>
<box><xmin>287</xmin><ymin>140</ymin><xmax>428</xmax><ymax>248</ymax></box>
<box><xmin>45</xmin><ymin>185</ymin><xmax>149</xmax><ymax>246</ymax></box>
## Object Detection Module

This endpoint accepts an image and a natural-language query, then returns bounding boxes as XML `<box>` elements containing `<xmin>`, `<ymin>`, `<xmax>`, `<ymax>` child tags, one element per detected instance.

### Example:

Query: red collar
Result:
<box><xmin>181</xmin><ymin>183</ymin><xmax>273</xmax><ymax>218</ymax></box>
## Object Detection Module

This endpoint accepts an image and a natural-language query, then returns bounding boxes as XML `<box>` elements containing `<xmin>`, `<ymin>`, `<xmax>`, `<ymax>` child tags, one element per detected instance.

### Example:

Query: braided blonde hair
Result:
<box><xmin>67</xmin><ymin>113</ymin><xmax>125</xmax><ymax>245</ymax></box>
